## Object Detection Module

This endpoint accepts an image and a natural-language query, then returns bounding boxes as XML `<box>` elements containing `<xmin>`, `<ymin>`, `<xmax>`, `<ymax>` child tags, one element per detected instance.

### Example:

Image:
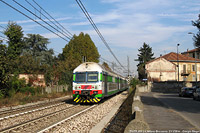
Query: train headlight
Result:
<box><xmin>95</xmin><ymin>85</ymin><xmax>98</xmax><ymax>89</ymax></box>
<box><xmin>75</xmin><ymin>86</ymin><xmax>77</xmax><ymax>90</ymax></box>
<box><xmin>94</xmin><ymin>91</ymin><xmax>98</xmax><ymax>94</ymax></box>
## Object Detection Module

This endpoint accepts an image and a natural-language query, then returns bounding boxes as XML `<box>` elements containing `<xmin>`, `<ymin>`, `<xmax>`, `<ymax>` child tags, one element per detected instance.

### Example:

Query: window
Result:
<box><xmin>183</xmin><ymin>65</ymin><xmax>186</xmax><ymax>73</ymax></box>
<box><xmin>75</xmin><ymin>73</ymin><xmax>86</xmax><ymax>82</ymax></box>
<box><xmin>75</xmin><ymin>72</ymin><xmax>99</xmax><ymax>82</ymax></box>
<box><xmin>87</xmin><ymin>72</ymin><xmax>98</xmax><ymax>82</ymax></box>
<box><xmin>192</xmin><ymin>65</ymin><xmax>195</xmax><ymax>72</ymax></box>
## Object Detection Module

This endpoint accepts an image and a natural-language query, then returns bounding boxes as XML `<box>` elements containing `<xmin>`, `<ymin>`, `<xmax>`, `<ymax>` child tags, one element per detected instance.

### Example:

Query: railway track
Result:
<box><xmin>0</xmin><ymin>104</ymin><xmax>90</xmax><ymax>133</ymax></box>
<box><xmin>0</xmin><ymin>91</ymin><xmax>128</xmax><ymax>133</ymax></box>
<box><xmin>39</xmin><ymin>92</ymin><xmax>128</xmax><ymax>133</ymax></box>
<box><xmin>0</xmin><ymin>96</ymin><xmax>70</xmax><ymax>118</ymax></box>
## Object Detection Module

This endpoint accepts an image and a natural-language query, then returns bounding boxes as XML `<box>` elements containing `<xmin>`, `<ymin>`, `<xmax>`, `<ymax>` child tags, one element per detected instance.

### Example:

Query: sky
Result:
<box><xmin>0</xmin><ymin>0</ymin><xmax>200</xmax><ymax>76</ymax></box>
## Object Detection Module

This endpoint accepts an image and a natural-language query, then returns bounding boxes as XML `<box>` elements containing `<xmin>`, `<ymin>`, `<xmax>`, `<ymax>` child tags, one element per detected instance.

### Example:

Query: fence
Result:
<box><xmin>149</xmin><ymin>81</ymin><xmax>200</xmax><ymax>93</ymax></box>
<box><xmin>44</xmin><ymin>85</ymin><xmax>68</xmax><ymax>94</ymax></box>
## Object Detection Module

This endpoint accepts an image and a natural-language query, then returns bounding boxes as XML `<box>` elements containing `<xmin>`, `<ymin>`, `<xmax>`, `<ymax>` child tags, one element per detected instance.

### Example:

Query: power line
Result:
<box><xmin>75</xmin><ymin>0</ymin><xmax>126</xmax><ymax>71</ymax></box>
<box><xmin>12</xmin><ymin>0</ymin><xmax>71</xmax><ymax>41</ymax></box>
<box><xmin>0</xmin><ymin>0</ymin><xmax>69</xmax><ymax>42</ymax></box>
<box><xmin>32</xmin><ymin>0</ymin><xmax>73</xmax><ymax>38</ymax></box>
<box><xmin>0</xmin><ymin>35</ymin><xmax>8</xmax><ymax>41</ymax></box>
<box><xmin>24</xmin><ymin>0</ymin><xmax>73</xmax><ymax>39</ymax></box>
<box><xmin>0</xmin><ymin>25</ymin><xmax>6</xmax><ymax>30</ymax></box>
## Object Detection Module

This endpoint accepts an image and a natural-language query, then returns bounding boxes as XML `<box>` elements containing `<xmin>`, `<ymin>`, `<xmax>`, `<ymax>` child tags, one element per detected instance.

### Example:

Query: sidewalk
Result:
<box><xmin>140</xmin><ymin>92</ymin><xmax>198</xmax><ymax>131</ymax></box>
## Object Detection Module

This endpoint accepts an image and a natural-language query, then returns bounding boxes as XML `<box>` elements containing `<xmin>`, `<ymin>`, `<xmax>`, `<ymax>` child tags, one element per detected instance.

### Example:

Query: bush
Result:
<box><xmin>8</xmin><ymin>75</ymin><xmax>27</xmax><ymax>95</ymax></box>
<box><xmin>0</xmin><ymin>90</ymin><xmax>4</xmax><ymax>99</ymax></box>
<box><xmin>130</xmin><ymin>78</ymin><xmax>141</xmax><ymax>88</ymax></box>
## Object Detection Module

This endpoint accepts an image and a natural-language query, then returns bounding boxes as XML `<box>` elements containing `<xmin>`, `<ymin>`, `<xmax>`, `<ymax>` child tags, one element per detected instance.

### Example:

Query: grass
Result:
<box><xmin>0</xmin><ymin>91</ymin><xmax>72</xmax><ymax>108</ymax></box>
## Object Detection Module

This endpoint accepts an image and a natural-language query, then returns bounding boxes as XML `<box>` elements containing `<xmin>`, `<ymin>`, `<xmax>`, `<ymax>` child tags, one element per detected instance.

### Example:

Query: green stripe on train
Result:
<box><xmin>100</xmin><ymin>73</ymin><xmax>102</xmax><ymax>81</ymax></box>
<box><xmin>73</xmin><ymin>74</ymin><xmax>76</xmax><ymax>81</ymax></box>
<box><xmin>94</xmin><ymin>94</ymin><xmax>103</xmax><ymax>97</ymax></box>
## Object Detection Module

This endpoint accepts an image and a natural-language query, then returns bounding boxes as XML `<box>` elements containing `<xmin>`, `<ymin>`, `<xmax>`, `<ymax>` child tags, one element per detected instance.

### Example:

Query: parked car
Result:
<box><xmin>193</xmin><ymin>88</ymin><xmax>200</xmax><ymax>101</ymax></box>
<box><xmin>179</xmin><ymin>87</ymin><xmax>195</xmax><ymax>97</ymax></box>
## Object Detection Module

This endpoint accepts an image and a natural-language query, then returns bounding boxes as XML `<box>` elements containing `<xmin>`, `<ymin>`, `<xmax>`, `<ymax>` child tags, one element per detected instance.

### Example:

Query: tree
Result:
<box><xmin>102</xmin><ymin>62</ymin><xmax>112</xmax><ymax>71</ymax></box>
<box><xmin>135</xmin><ymin>42</ymin><xmax>154</xmax><ymax>80</ymax></box>
<box><xmin>62</xmin><ymin>32</ymin><xmax>100</xmax><ymax>71</ymax></box>
<box><xmin>23</xmin><ymin>34</ymin><xmax>54</xmax><ymax>65</ymax></box>
<box><xmin>192</xmin><ymin>14</ymin><xmax>200</xmax><ymax>47</ymax></box>
<box><xmin>4</xmin><ymin>22</ymin><xmax>24</xmax><ymax>59</ymax></box>
<box><xmin>0</xmin><ymin>43</ymin><xmax>10</xmax><ymax>97</ymax></box>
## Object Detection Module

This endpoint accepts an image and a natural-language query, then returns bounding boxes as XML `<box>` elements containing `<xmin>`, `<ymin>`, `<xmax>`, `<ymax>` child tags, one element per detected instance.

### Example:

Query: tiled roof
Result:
<box><xmin>162</xmin><ymin>52</ymin><xmax>200</xmax><ymax>61</ymax></box>
<box><xmin>146</xmin><ymin>52</ymin><xmax>200</xmax><ymax>64</ymax></box>
<box><xmin>182</xmin><ymin>48</ymin><xmax>200</xmax><ymax>53</ymax></box>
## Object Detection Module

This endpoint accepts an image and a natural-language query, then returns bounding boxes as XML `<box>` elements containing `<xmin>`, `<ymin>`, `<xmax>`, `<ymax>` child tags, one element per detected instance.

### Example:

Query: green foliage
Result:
<box><xmin>58</xmin><ymin>32</ymin><xmax>100</xmax><ymax>90</ymax></box>
<box><xmin>192</xmin><ymin>14</ymin><xmax>200</xmax><ymax>48</ymax></box>
<box><xmin>135</xmin><ymin>43</ymin><xmax>154</xmax><ymax>80</ymax></box>
<box><xmin>102</xmin><ymin>62</ymin><xmax>112</xmax><ymax>71</ymax></box>
<box><xmin>0</xmin><ymin>90</ymin><xmax>4</xmax><ymax>99</ymax></box>
<box><xmin>130</xmin><ymin>78</ymin><xmax>140</xmax><ymax>88</ymax></box>
<box><xmin>19</xmin><ymin>87</ymin><xmax>37</xmax><ymax>96</ymax></box>
<box><xmin>23</xmin><ymin>34</ymin><xmax>54</xmax><ymax>65</ymax></box>
<box><xmin>4</xmin><ymin>22</ymin><xmax>24</xmax><ymax>59</ymax></box>
<box><xmin>0</xmin><ymin>44</ymin><xmax>10</xmax><ymax>96</ymax></box>
<box><xmin>62</xmin><ymin>32</ymin><xmax>100</xmax><ymax>71</ymax></box>
<box><xmin>7</xmin><ymin>75</ymin><xmax>26</xmax><ymax>97</ymax></box>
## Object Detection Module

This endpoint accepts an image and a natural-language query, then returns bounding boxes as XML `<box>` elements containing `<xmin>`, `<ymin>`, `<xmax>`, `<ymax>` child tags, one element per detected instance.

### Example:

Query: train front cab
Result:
<box><xmin>73</xmin><ymin>71</ymin><xmax>103</xmax><ymax>103</ymax></box>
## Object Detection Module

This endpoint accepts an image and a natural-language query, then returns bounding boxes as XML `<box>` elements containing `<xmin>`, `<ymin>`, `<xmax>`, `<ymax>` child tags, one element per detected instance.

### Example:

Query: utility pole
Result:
<box><xmin>112</xmin><ymin>62</ymin><xmax>115</xmax><ymax>72</ymax></box>
<box><xmin>127</xmin><ymin>56</ymin><xmax>130</xmax><ymax>77</ymax></box>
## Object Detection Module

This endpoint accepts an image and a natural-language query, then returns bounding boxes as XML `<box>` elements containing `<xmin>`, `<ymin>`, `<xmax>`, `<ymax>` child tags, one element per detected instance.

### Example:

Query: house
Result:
<box><xmin>146</xmin><ymin>52</ymin><xmax>200</xmax><ymax>82</ymax></box>
<box><xmin>19</xmin><ymin>74</ymin><xmax>46</xmax><ymax>87</ymax></box>
<box><xmin>182</xmin><ymin>48</ymin><xmax>200</xmax><ymax>59</ymax></box>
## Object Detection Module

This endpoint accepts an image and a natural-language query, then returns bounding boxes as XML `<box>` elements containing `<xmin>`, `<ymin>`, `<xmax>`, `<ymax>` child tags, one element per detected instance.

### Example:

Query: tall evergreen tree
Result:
<box><xmin>62</xmin><ymin>32</ymin><xmax>100</xmax><ymax>71</ymax></box>
<box><xmin>4</xmin><ymin>22</ymin><xmax>24</xmax><ymax>59</ymax></box>
<box><xmin>0</xmin><ymin>43</ymin><xmax>9</xmax><ymax>97</ymax></box>
<box><xmin>135</xmin><ymin>42</ymin><xmax>154</xmax><ymax>80</ymax></box>
<box><xmin>23</xmin><ymin>34</ymin><xmax>54</xmax><ymax>65</ymax></box>
<box><xmin>192</xmin><ymin>14</ymin><xmax>200</xmax><ymax>47</ymax></box>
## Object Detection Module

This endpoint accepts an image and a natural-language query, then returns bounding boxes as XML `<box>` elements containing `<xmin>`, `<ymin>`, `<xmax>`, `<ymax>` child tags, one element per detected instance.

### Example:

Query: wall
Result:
<box><xmin>148</xmin><ymin>81</ymin><xmax>200</xmax><ymax>93</ymax></box>
<box><xmin>146</xmin><ymin>58</ymin><xmax>176</xmax><ymax>82</ymax></box>
<box><xmin>19</xmin><ymin>74</ymin><xmax>46</xmax><ymax>87</ymax></box>
<box><xmin>44</xmin><ymin>85</ymin><xmax>68</xmax><ymax>94</ymax></box>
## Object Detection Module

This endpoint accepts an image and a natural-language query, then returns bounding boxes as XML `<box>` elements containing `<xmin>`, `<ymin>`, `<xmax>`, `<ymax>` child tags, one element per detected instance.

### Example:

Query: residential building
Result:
<box><xmin>19</xmin><ymin>74</ymin><xmax>46</xmax><ymax>87</ymax></box>
<box><xmin>146</xmin><ymin>52</ymin><xmax>200</xmax><ymax>82</ymax></box>
<box><xmin>182</xmin><ymin>48</ymin><xmax>200</xmax><ymax>59</ymax></box>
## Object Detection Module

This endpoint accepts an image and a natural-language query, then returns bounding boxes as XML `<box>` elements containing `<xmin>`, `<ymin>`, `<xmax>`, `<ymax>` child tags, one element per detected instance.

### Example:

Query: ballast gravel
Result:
<box><xmin>47</xmin><ymin>92</ymin><xmax>128</xmax><ymax>133</ymax></box>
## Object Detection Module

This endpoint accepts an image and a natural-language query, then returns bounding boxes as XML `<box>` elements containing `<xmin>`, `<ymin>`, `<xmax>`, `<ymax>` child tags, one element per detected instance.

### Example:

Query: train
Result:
<box><xmin>72</xmin><ymin>62</ymin><xmax>128</xmax><ymax>103</ymax></box>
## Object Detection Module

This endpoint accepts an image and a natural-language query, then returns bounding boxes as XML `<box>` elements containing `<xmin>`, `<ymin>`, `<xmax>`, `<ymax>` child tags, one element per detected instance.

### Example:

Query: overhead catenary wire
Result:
<box><xmin>75</xmin><ymin>0</ymin><xmax>127</xmax><ymax>71</ymax></box>
<box><xmin>24</xmin><ymin>0</ymin><xmax>73</xmax><ymax>39</ymax></box>
<box><xmin>32</xmin><ymin>0</ymin><xmax>73</xmax><ymax>38</ymax></box>
<box><xmin>0</xmin><ymin>0</ymin><xmax>69</xmax><ymax>42</ymax></box>
<box><xmin>12</xmin><ymin>0</ymin><xmax>71</xmax><ymax>41</ymax></box>
<box><xmin>0</xmin><ymin>25</ymin><xmax>6</xmax><ymax>30</ymax></box>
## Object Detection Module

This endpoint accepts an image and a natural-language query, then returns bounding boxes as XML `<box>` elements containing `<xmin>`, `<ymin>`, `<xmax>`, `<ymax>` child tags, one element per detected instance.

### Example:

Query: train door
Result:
<box><xmin>104</xmin><ymin>73</ymin><xmax>108</xmax><ymax>96</ymax></box>
<box><xmin>118</xmin><ymin>78</ymin><xmax>120</xmax><ymax>90</ymax></box>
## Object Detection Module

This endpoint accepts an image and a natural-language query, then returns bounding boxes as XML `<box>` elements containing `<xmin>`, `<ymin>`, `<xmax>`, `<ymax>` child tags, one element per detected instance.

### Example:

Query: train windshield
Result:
<box><xmin>87</xmin><ymin>72</ymin><xmax>98</xmax><ymax>82</ymax></box>
<box><xmin>75</xmin><ymin>72</ymin><xmax>98</xmax><ymax>82</ymax></box>
<box><xmin>75</xmin><ymin>73</ymin><xmax>86</xmax><ymax>82</ymax></box>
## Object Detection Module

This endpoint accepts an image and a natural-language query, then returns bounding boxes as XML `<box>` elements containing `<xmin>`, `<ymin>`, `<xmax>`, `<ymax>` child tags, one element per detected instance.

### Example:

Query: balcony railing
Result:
<box><xmin>181</xmin><ymin>70</ymin><xmax>191</xmax><ymax>76</ymax></box>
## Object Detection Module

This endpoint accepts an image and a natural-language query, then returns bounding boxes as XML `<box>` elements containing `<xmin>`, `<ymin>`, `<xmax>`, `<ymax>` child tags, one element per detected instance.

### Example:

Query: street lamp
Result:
<box><xmin>177</xmin><ymin>44</ymin><xmax>180</xmax><ymax>85</ymax></box>
<box><xmin>188</xmin><ymin>32</ymin><xmax>197</xmax><ymax>87</ymax></box>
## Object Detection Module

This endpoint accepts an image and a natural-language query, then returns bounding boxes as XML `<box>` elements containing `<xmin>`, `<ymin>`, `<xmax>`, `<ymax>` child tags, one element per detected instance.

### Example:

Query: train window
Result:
<box><xmin>87</xmin><ymin>72</ymin><xmax>98</xmax><ymax>82</ymax></box>
<box><xmin>75</xmin><ymin>73</ymin><xmax>86</xmax><ymax>82</ymax></box>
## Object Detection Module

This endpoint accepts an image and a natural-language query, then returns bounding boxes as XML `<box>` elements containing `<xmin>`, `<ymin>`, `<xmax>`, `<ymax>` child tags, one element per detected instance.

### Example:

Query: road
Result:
<box><xmin>141</xmin><ymin>92</ymin><xmax>200</xmax><ymax>131</ymax></box>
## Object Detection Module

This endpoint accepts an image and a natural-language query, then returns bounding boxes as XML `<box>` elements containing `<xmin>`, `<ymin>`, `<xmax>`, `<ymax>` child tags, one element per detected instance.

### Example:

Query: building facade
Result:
<box><xmin>146</xmin><ymin>52</ymin><xmax>200</xmax><ymax>82</ymax></box>
<box><xmin>182</xmin><ymin>48</ymin><xmax>200</xmax><ymax>59</ymax></box>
